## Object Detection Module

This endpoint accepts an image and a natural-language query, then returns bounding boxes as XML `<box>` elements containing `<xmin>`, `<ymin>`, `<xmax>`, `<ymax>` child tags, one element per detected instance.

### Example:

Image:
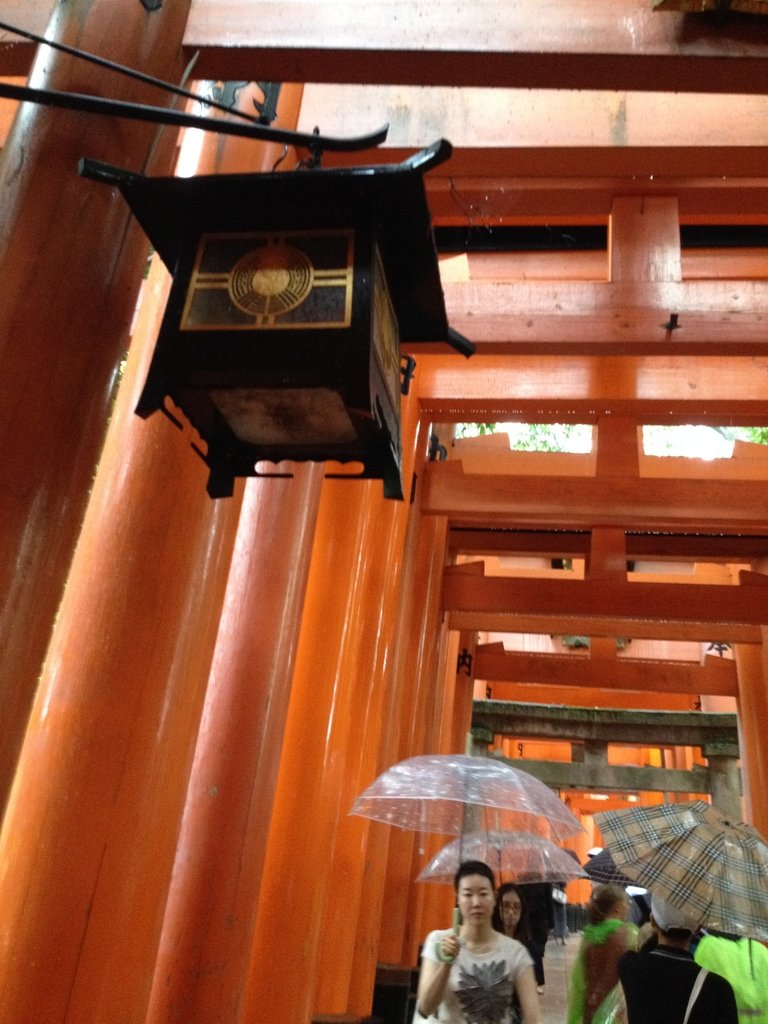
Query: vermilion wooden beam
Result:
<box><xmin>300</xmin><ymin>82</ymin><xmax>768</xmax><ymax>160</ymax></box>
<box><xmin>486</xmin><ymin>680</ymin><xmax>696</xmax><ymax>712</ymax></box>
<box><xmin>447</xmin><ymin>610</ymin><xmax>761</xmax><ymax>644</ymax></box>
<box><xmin>424</xmin><ymin>396</ymin><xmax>768</xmax><ymax>426</ymax></box>
<box><xmin>181</xmin><ymin>0</ymin><xmax>768</xmax><ymax>90</ymax></box>
<box><xmin>6</xmin><ymin>1</ymin><xmax>768</xmax><ymax>91</ymax></box>
<box><xmin>473</xmin><ymin>646</ymin><xmax>738</xmax><ymax>696</ymax></box>
<box><xmin>300</xmin><ymin>89</ymin><xmax>768</xmax><ymax>220</ymax></box>
<box><xmin>422</xmin><ymin>461</ymin><xmax>768</xmax><ymax>532</ymax></box>
<box><xmin>418</xmin><ymin>280</ymin><xmax>768</xmax><ymax>356</ymax></box>
<box><xmin>428</xmin><ymin>165</ymin><xmax>768</xmax><ymax>225</ymax></box>
<box><xmin>442</xmin><ymin>571</ymin><xmax>768</xmax><ymax>627</ymax></box>
<box><xmin>442</xmin><ymin>250</ymin><xmax>768</xmax><ymax>284</ymax></box>
<box><xmin>447</xmin><ymin>528</ymin><xmax>768</xmax><ymax>563</ymax></box>
<box><xmin>415</xmin><ymin>354</ymin><xmax>768</xmax><ymax>424</ymax></box>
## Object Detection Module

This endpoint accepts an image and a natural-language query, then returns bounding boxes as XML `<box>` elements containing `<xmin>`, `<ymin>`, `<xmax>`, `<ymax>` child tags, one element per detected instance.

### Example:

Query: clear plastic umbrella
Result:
<box><xmin>595</xmin><ymin>800</ymin><xmax>768</xmax><ymax>940</ymax></box>
<box><xmin>350</xmin><ymin>754</ymin><xmax>583</xmax><ymax>842</ymax></box>
<box><xmin>416</xmin><ymin>829</ymin><xmax>588</xmax><ymax>884</ymax></box>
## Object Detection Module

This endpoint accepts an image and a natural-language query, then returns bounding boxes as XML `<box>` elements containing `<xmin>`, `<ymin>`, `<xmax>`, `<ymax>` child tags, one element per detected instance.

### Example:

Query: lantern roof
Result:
<box><xmin>81</xmin><ymin>140</ymin><xmax>469</xmax><ymax>351</ymax></box>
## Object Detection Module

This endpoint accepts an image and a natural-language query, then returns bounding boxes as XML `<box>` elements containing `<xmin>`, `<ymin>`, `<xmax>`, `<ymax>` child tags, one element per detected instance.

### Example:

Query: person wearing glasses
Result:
<box><xmin>414</xmin><ymin>861</ymin><xmax>542</xmax><ymax>1024</ymax></box>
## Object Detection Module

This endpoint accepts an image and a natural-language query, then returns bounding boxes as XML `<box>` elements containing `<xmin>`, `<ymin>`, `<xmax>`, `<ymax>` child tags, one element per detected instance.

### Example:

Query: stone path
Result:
<box><xmin>537</xmin><ymin>935</ymin><xmax>580</xmax><ymax>1024</ymax></box>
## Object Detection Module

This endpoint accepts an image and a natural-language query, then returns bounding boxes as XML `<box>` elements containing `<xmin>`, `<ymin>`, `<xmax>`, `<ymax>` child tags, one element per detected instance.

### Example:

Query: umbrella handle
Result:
<box><xmin>434</xmin><ymin>912</ymin><xmax>461</xmax><ymax>966</ymax></box>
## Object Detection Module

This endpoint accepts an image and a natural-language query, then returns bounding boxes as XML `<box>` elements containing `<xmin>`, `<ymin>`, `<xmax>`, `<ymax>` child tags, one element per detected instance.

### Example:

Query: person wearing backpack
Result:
<box><xmin>618</xmin><ymin>893</ymin><xmax>738</xmax><ymax>1024</ymax></box>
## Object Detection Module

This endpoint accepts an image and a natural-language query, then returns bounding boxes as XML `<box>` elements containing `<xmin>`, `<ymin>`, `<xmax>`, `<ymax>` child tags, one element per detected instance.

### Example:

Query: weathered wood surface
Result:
<box><xmin>5</xmin><ymin>1</ymin><xmax>768</xmax><ymax>91</ymax></box>
<box><xmin>424</xmin><ymin>461</ymin><xmax>768</xmax><ymax>532</ymax></box>
<box><xmin>442</xmin><ymin>572</ymin><xmax>768</xmax><ymax>627</ymax></box>
<box><xmin>473</xmin><ymin>646</ymin><xmax>738</xmax><ymax>696</ymax></box>
<box><xmin>183</xmin><ymin>0</ymin><xmax>768</xmax><ymax>90</ymax></box>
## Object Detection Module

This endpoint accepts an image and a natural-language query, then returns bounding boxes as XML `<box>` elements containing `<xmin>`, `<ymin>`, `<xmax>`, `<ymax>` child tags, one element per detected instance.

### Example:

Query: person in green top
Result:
<box><xmin>567</xmin><ymin>883</ymin><xmax>638</xmax><ymax>1024</ymax></box>
<box><xmin>694</xmin><ymin>931</ymin><xmax>768</xmax><ymax>1023</ymax></box>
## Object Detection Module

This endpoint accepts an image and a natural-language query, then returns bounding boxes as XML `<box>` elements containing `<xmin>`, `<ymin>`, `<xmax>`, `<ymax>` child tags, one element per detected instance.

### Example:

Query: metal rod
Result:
<box><xmin>0</xmin><ymin>81</ymin><xmax>389</xmax><ymax>152</ymax></box>
<box><xmin>0</xmin><ymin>17</ymin><xmax>259</xmax><ymax>125</ymax></box>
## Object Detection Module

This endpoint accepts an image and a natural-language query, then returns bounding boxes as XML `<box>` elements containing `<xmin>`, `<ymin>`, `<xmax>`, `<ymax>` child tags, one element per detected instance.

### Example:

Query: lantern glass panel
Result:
<box><xmin>181</xmin><ymin>229</ymin><xmax>354</xmax><ymax>331</ymax></box>
<box><xmin>210</xmin><ymin>387</ymin><xmax>357</xmax><ymax>445</ymax></box>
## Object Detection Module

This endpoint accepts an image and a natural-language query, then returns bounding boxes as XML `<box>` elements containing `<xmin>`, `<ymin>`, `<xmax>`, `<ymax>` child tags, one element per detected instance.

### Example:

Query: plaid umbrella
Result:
<box><xmin>595</xmin><ymin>800</ymin><xmax>768</xmax><ymax>940</ymax></box>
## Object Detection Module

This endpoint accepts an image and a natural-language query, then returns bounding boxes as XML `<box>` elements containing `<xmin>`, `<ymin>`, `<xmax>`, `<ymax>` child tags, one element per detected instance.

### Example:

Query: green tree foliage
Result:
<box><xmin>456</xmin><ymin>422</ymin><xmax>768</xmax><ymax>455</ymax></box>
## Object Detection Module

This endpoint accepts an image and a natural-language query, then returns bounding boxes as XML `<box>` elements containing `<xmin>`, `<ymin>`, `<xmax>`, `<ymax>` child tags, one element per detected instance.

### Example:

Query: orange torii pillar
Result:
<box><xmin>451</xmin><ymin>630</ymin><xmax>478</xmax><ymax>753</ymax></box>
<box><xmin>407</xmin><ymin>586</ymin><xmax>462</xmax><ymax>963</ymax></box>
<box><xmin>0</xmin><ymin>0</ymin><xmax>194</xmax><ymax>815</ymax></box>
<box><xmin>146</xmin><ymin>466</ymin><xmax>323</xmax><ymax>1024</ymax></box>
<box><xmin>346</xmin><ymin>415</ymin><xmax>447</xmax><ymax>1011</ymax></box>
<box><xmin>311</xmin><ymin>387</ymin><xmax>422</xmax><ymax>1017</ymax></box>
<box><xmin>377</xmin><ymin>465</ymin><xmax>453</xmax><ymax>969</ymax></box>
<box><xmin>734</xmin><ymin>626</ymin><xmax>768</xmax><ymax>837</ymax></box>
<box><xmin>242</xmin><ymin>473</ymin><xmax>389</xmax><ymax>1024</ymax></box>
<box><xmin>0</xmin><ymin>247</ymin><xmax>242</xmax><ymax>1020</ymax></box>
<box><xmin>375</xmin><ymin>477</ymin><xmax>441</xmax><ymax>967</ymax></box>
<box><xmin>144</xmin><ymin>86</ymin><xmax>326</xmax><ymax>1024</ymax></box>
<box><xmin>0</xmin><ymin>68</ymin><xmax>301</xmax><ymax>1024</ymax></box>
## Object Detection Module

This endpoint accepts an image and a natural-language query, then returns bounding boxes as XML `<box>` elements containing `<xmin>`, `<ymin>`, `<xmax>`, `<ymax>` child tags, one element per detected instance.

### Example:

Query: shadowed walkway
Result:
<box><xmin>538</xmin><ymin>934</ymin><xmax>580</xmax><ymax>1024</ymax></box>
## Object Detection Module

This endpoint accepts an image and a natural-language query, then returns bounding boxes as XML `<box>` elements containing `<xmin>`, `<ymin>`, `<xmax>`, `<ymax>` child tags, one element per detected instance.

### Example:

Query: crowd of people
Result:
<box><xmin>412</xmin><ymin>859</ymin><xmax>764</xmax><ymax>1024</ymax></box>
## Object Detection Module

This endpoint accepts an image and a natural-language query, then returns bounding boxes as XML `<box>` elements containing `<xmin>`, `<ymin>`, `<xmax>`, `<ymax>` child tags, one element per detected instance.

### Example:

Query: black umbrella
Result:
<box><xmin>583</xmin><ymin>847</ymin><xmax>634</xmax><ymax>887</ymax></box>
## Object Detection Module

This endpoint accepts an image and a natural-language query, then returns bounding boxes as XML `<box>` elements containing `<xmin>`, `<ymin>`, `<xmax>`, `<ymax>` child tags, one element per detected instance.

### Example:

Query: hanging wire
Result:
<box><xmin>0</xmin><ymin>17</ymin><xmax>262</xmax><ymax>125</ymax></box>
<box><xmin>0</xmin><ymin>80</ymin><xmax>388</xmax><ymax>152</ymax></box>
<box><xmin>0</xmin><ymin>18</ymin><xmax>389</xmax><ymax>155</ymax></box>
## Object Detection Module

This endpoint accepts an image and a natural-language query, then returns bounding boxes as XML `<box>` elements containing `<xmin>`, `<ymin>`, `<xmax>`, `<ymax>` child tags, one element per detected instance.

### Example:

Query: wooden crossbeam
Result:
<box><xmin>474</xmin><ymin>698</ymin><xmax>738</xmax><ymax>740</ymax></box>
<box><xmin>448</xmin><ymin>610</ymin><xmax>761</xmax><ymax>644</ymax></box>
<box><xmin>442</xmin><ymin>571</ymin><xmax>768</xmax><ymax>628</ymax></box>
<box><xmin>494</xmin><ymin>756</ymin><xmax>711</xmax><ymax>794</ymax></box>
<box><xmin>298</xmin><ymin>91</ymin><xmax>768</xmax><ymax>216</ymax></box>
<box><xmin>431</xmin><ymin>280</ymin><xmax>768</xmax><ymax>357</ymax></box>
<box><xmin>485</xmin><ymin>682</ymin><xmax>697</xmax><ymax>711</ymax></box>
<box><xmin>427</xmin><ymin>174</ymin><xmax>768</xmax><ymax>225</ymax></box>
<box><xmin>425</xmin><ymin>398</ymin><xmax>768</xmax><ymax>427</ymax></box>
<box><xmin>423</xmin><ymin>462</ymin><xmax>768</xmax><ymax>531</ymax></box>
<box><xmin>6</xmin><ymin>1</ymin><xmax>768</xmax><ymax>91</ymax></box>
<box><xmin>447</xmin><ymin>529</ymin><xmax>768</xmax><ymax>562</ymax></box>
<box><xmin>181</xmin><ymin>0</ymin><xmax>768</xmax><ymax>91</ymax></box>
<box><xmin>473</xmin><ymin>647</ymin><xmax>738</xmax><ymax>696</ymax></box>
<box><xmin>415</xmin><ymin>355</ymin><xmax>768</xmax><ymax>425</ymax></box>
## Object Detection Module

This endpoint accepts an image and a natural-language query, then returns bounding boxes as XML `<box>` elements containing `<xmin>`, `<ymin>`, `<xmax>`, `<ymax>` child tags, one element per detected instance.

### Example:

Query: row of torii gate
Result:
<box><xmin>471</xmin><ymin>698</ymin><xmax>742</xmax><ymax>824</ymax></box>
<box><xmin>426</xmin><ymin>420</ymin><xmax>762</xmax><ymax>833</ymax></box>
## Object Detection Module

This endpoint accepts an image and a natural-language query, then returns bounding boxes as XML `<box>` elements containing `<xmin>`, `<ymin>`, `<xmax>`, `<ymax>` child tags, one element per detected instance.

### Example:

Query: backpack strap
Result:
<box><xmin>683</xmin><ymin>968</ymin><xmax>709</xmax><ymax>1024</ymax></box>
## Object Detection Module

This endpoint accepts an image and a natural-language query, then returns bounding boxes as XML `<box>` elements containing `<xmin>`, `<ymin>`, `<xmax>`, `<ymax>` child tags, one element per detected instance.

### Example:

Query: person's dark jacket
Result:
<box><xmin>619</xmin><ymin>943</ymin><xmax>738</xmax><ymax>1024</ymax></box>
<box><xmin>517</xmin><ymin>882</ymin><xmax>554</xmax><ymax>944</ymax></box>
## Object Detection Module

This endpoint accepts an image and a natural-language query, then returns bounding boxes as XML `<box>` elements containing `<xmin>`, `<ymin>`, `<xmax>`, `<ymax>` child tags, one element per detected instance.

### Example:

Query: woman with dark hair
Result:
<box><xmin>567</xmin><ymin>883</ymin><xmax>637</xmax><ymax>1024</ymax></box>
<box><xmin>495</xmin><ymin>883</ymin><xmax>533</xmax><ymax>949</ymax></box>
<box><xmin>495</xmin><ymin>883</ymin><xmax>536</xmax><ymax>1024</ymax></box>
<box><xmin>414</xmin><ymin>860</ymin><xmax>542</xmax><ymax>1024</ymax></box>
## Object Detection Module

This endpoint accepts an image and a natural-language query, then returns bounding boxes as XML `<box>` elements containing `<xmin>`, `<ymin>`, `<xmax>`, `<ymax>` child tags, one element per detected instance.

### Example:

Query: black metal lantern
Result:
<box><xmin>81</xmin><ymin>141</ymin><xmax>467</xmax><ymax>498</ymax></box>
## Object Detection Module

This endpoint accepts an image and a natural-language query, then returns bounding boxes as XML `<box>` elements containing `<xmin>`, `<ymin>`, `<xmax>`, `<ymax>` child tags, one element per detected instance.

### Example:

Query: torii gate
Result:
<box><xmin>472</xmin><ymin>699</ymin><xmax>742</xmax><ymax>822</ymax></box>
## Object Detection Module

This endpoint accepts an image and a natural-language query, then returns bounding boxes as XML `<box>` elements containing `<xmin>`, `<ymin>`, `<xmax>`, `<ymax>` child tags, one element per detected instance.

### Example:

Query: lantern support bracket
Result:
<box><xmin>0</xmin><ymin>18</ymin><xmax>388</xmax><ymax>156</ymax></box>
<box><xmin>0</xmin><ymin>18</ymin><xmax>253</xmax><ymax>125</ymax></box>
<box><xmin>0</xmin><ymin>79</ymin><xmax>389</xmax><ymax>154</ymax></box>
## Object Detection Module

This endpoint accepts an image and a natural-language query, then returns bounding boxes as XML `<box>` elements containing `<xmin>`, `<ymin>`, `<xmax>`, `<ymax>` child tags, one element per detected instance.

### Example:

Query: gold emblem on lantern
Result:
<box><xmin>229</xmin><ymin>242</ymin><xmax>314</xmax><ymax>317</ymax></box>
<box><xmin>181</xmin><ymin>229</ymin><xmax>355</xmax><ymax>331</ymax></box>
